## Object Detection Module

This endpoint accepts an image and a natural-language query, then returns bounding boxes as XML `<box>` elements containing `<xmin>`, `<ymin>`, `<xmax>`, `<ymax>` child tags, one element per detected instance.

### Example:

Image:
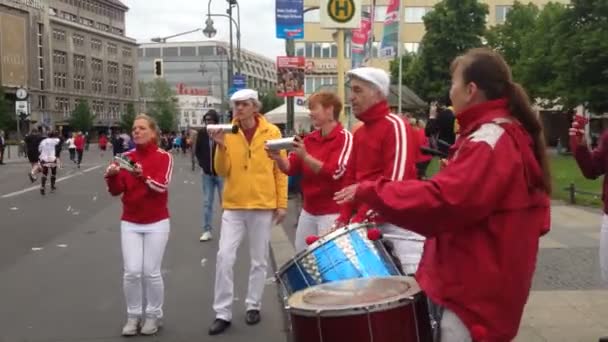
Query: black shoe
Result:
<box><xmin>40</xmin><ymin>188</ymin><xmax>45</xmax><ymax>195</ymax></box>
<box><xmin>245</xmin><ymin>310</ymin><xmax>260</xmax><ymax>325</ymax></box>
<box><xmin>28</xmin><ymin>173</ymin><xmax>36</xmax><ymax>183</ymax></box>
<box><xmin>208</xmin><ymin>319</ymin><xmax>231</xmax><ymax>335</ymax></box>
<box><xmin>50</xmin><ymin>186</ymin><xmax>56</xmax><ymax>193</ymax></box>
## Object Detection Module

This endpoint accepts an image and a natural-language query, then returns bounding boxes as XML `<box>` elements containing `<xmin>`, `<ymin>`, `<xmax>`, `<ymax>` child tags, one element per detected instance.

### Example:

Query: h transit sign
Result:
<box><xmin>320</xmin><ymin>0</ymin><xmax>361</xmax><ymax>29</ymax></box>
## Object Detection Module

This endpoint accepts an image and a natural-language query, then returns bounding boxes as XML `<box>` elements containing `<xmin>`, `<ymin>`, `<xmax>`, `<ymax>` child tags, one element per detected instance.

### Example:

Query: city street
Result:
<box><xmin>0</xmin><ymin>150</ymin><xmax>288</xmax><ymax>342</ymax></box>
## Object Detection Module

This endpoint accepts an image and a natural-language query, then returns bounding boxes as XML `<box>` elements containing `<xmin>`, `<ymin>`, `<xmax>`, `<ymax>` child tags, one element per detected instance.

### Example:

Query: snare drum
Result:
<box><xmin>287</xmin><ymin>276</ymin><xmax>432</xmax><ymax>342</ymax></box>
<box><xmin>277</xmin><ymin>223</ymin><xmax>402</xmax><ymax>295</ymax></box>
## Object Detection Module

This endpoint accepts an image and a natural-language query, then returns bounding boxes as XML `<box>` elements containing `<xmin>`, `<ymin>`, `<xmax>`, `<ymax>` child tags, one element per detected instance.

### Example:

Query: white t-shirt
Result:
<box><xmin>38</xmin><ymin>137</ymin><xmax>60</xmax><ymax>162</ymax></box>
<box><xmin>66</xmin><ymin>138</ymin><xmax>76</xmax><ymax>149</ymax></box>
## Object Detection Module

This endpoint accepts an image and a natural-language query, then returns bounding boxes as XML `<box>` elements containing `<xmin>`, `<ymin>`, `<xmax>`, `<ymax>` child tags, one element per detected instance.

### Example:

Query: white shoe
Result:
<box><xmin>141</xmin><ymin>317</ymin><xmax>162</xmax><ymax>335</ymax></box>
<box><xmin>200</xmin><ymin>231</ymin><xmax>212</xmax><ymax>241</ymax></box>
<box><xmin>121</xmin><ymin>317</ymin><xmax>140</xmax><ymax>336</ymax></box>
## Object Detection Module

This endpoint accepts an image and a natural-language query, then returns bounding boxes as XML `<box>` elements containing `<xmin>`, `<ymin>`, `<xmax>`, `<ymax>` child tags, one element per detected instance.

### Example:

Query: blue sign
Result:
<box><xmin>276</xmin><ymin>0</ymin><xmax>304</xmax><ymax>39</ymax></box>
<box><xmin>228</xmin><ymin>74</ymin><xmax>247</xmax><ymax>97</ymax></box>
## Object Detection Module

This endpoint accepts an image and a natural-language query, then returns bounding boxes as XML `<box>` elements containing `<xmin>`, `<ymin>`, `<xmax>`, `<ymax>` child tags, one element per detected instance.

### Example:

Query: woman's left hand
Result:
<box><xmin>131</xmin><ymin>163</ymin><xmax>143</xmax><ymax>178</ymax></box>
<box><xmin>334</xmin><ymin>184</ymin><xmax>359</xmax><ymax>204</ymax></box>
<box><xmin>292</xmin><ymin>135</ymin><xmax>307</xmax><ymax>158</ymax></box>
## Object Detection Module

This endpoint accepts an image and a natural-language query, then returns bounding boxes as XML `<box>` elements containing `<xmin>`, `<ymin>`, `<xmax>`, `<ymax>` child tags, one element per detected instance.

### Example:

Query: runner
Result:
<box><xmin>38</xmin><ymin>131</ymin><xmax>61</xmax><ymax>195</ymax></box>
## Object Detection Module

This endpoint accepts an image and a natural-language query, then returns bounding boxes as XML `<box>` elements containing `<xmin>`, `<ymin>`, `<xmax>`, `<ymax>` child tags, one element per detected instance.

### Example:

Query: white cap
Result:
<box><xmin>347</xmin><ymin>67</ymin><xmax>390</xmax><ymax>97</ymax></box>
<box><xmin>230</xmin><ymin>89</ymin><xmax>258</xmax><ymax>102</ymax></box>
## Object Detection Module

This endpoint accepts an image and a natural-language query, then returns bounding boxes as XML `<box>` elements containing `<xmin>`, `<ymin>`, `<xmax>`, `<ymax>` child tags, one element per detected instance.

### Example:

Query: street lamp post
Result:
<box><xmin>205</xmin><ymin>0</ymin><xmax>242</xmax><ymax>89</ymax></box>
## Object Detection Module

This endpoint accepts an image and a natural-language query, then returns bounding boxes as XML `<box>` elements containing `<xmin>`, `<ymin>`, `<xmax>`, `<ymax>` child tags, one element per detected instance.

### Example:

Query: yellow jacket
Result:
<box><xmin>214</xmin><ymin>115</ymin><xmax>288</xmax><ymax>210</ymax></box>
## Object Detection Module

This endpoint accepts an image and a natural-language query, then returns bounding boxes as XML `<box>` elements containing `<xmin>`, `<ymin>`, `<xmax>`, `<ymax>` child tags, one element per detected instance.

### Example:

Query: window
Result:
<box><xmin>92</xmin><ymin>100</ymin><xmax>104</xmax><ymax>116</ymax></box>
<box><xmin>73</xmin><ymin>75</ymin><xmax>86</xmax><ymax>91</ymax></box>
<box><xmin>112</xmin><ymin>27</ymin><xmax>123</xmax><ymax>35</ymax></box>
<box><xmin>496</xmin><ymin>5</ymin><xmax>512</xmax><ymax>24</ymax></box>
<box><xmin>91</xmin><ymin>38</ymin><xmax>102</xmax><ymax>50</ymax></box>
<box><xmin>122</xmin><ymin>65</ymin><xmax>133</xmax><ymax>80</ymax></box>
<box><xmin>304</xmin><ymin>10</ymin><xmax>319</xmax><ymax>23</ymax></box>
<box><xmin>107</xmin><ymin>62</ymin><xmax>119</xmax><ymax>75</ymax></box>
<box><xmin>373</xmin><ymin>6</ymin><xmax>387</xmax><ymax>22</ymax></box>
<box><xmin>97</xmin><ymin>23</ymin><xmax>110</xmax><ymax>32</ymax></box>
<box><xmin>304</xmin><ymin>77</ymin><xmax>337</xmax><ymax>94</ymax></box>
<box><xmin>321</xmin><ymin>43</ymin><xmax>332</xmax><ymax>58</ymax></box>
<box><xmin>180</xmin><ymin>46</ymin><xmax>196</xmax><ymax>56</ymax></box>
<box><xmin>145</xmin><ymin>48</ymin><xmax>161</xmax><ymax>58</ymax></box>
<box><xmin>73</xmin><ymin>34</ymin><xmax>84</xmax><ymax>47</ymax></box>
<box><xmin>80</xmin><ymin>17</ymin><xmax>94</xmax><ymax>27</ymax></box>
<box><xmin>404</xmin><ymin>42</ymin><xmax>420</xmax><ymax>53</ymax></box>
<box><xmin>163</xmin><ymin>47</ymin><xmax>179</xmax><ymax>57</ymax></box>
<box><xmin>53</xmin><ymin>29</ymin><xmax>66</xmax><ymax>41</ymax></box>
<box><xmin>38</xmin><ymin>95</ymin><xmax>46</xmax><ymax>109</ymax></box>
<box><xmin>109</xmin><ymin>103</ymin><xmax>120</xmax><ymax>119</ymax></box>
<box><xmin>53</xmin><ymin>50</ymin><xmax>67</xmax><ymax>65</ymax></box>
<box><xmin>55</xmin><ymin>97</ymin><xmax>70</xmax><ymax>112</ymax></box>
<box><xmin>107</xmin><ymin>43</ymin><xmax>118</xmax><ymax>55</ymax></box>
<box><xmin>92</xmin><ymin>78</ymin><xmax>103</xmax><ymax>93</ymax></box>
<box><xmin>123</xmin><ymin>83</ymin><xmax>132</xmax><ymax>96</ymax></box>
<box><xmin>62</xmin><ymin>11</ymin><xmax>77</xmax><ymax>22</ymax></box>
<box><xmin>122</xmin><ymin>47</ymin><xmax>132</xmax><ymax>58</ymax></box>
<box><xmin>73</xmin><ymin>54</ymin><xmax>86</xmax><ymax>69</ymax></box>
<box><xmin>53</xmin><ymin>72</ymin><xmax>67</xmax><ymax>88</ymax></box>
<box><xmin>404</xmin><ymin>7</ymin><xmax>432</xmax><ymax>23</ymax></box>
<box><xmin>91</xmin><ymin>58</ymin><xmax>103</xmax><ymax>73</ymax></box>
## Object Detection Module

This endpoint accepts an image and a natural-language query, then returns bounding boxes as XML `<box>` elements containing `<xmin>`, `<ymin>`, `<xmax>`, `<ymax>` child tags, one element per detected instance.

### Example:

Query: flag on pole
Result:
<box><xmin>350</xmin><ymin>8</ymin><xmax>373</xmax><ymax>68</ymax></box>
<box><xmin>379</xmin><ymin>0</ymin><xmax>400</xmax><ymax>59</ymax></box>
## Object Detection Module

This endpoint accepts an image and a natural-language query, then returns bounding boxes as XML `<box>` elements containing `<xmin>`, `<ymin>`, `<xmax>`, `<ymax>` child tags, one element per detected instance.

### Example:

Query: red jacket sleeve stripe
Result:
<box><xmin>145</xmin><ymin>149</ymin><xmax>173</xmax><ymax>193</ymax></box>
<box><xmin>386</xmin><ymin>114</ymin><xmax>408</xmax><ymax>181</ymax></box>
<box><xmin>333</xmin><ymin>129</ymin><xmax>353</xmax><ymax>180</ymax></box>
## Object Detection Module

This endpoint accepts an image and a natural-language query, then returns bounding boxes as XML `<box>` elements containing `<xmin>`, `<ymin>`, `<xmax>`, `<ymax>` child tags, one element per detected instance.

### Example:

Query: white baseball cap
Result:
<box><xmin>230</xmin><ymin>89</ymin><xmax>258</xmax><ymax>102</ymax></box>
<box><xmin>347</xmin><ymin>67</ymin><xmax>390</xmax><ymax>97</ymax></box>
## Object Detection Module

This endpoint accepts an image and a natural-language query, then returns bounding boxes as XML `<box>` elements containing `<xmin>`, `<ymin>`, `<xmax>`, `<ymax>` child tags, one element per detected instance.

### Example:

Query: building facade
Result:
<box><xmin>0</xmin><ymin>0</ymin><xmax>138</xmax><ymax>133</ymax></box>
<box><xmin>137</xmin><ymin>41</ymin><xmax>278</xmax><ymax>109</ymax></box>
<box><xmin>176</xmin><ymin>94</ymin><xmax>221</xmax><ymax>130</ymax></box>
<box><xmin>298</xmin><ymin>0</ymin><xmax>569</xmax><ymax>98</ymax></box>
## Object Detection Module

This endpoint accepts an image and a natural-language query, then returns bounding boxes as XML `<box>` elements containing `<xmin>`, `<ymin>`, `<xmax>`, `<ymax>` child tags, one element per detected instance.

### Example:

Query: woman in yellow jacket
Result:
<box><xmin>207</xmin><ymin>89</ymin><xmax>288</xmax><ymax>335</ymax></box>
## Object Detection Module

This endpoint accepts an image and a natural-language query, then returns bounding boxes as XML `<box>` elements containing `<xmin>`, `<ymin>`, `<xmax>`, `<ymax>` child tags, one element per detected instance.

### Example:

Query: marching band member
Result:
<box><xmin>267</xmin><ymin>91</ymin><xmax>352</xmax><ymax>252</ymax></box>
<box><xmin>334</xmin><ymin>67</ymin><xmax>421</xmax><ymax>275</ymax></box>
<box><xmin>105</xmin><ymin>114</ymin><xmax>173</xmax><ymax>336</ymax></box>
<box><xmin>336</xmin><ymin>48</ymin><xmax>551</xmax><ymax>341</ymax></box>
<box><xmin>208</xmin><ymin>89</ymin><xmax>288</xmax><ymax>335</ymax></box>
<box><xmin>37</xmin><ymin>131</ymin><xmax>61</xmax><ymax>195</ymax></box>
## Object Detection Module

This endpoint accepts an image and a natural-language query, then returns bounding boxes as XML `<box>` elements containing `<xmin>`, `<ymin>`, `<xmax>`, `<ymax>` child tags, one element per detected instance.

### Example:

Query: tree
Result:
<box><xmin>552</xmin><ymin>0</ymin><xmax>608</xmax><ymax>113</ymax></box>
<box><xmin>69</xmin><ymin>99</ymin><xmax>95</xmax><ymax>132</ymax></box>
<box><xmin>148</xmin><ymin>79</ymin><xmax>178</xmax><ymax>133</ymax></box>
<box><xmin>0</xmin><ymin>87</ymin><xmax>15</xmax><ymax>133</ymax></box>
<box><xmin>260</xmin><ymin>90</ymin><xmax>285</xmax><ymax>114</ymax></box>
<box><xmin>120</xmin><ymin>103</ymin><xmax>136</xmax><ymax>131</ymax></box>
<box><xmin>485</xmin><ymin>1</ymin><xmax>539</xmax><ymax>67</ymax></box>
<box><xmin>403</xmin><ymin>0</ymin><xmax>488</xmax><ymax>101</ymax></box>
<box><xmin>389</xmin><ymin>52</ymin><xmax>418</xmax><ymax>86</ymax></box>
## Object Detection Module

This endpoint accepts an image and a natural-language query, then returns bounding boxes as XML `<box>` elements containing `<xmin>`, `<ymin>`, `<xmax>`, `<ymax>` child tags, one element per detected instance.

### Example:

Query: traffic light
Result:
<box><xmin>154</xmin><ymin>59</ymin><xmax>163</xmax><ymax>78</ymax></box>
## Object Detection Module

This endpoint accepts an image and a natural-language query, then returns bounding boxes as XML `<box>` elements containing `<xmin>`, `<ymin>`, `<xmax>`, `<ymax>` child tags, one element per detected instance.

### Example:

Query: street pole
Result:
<box><xmin>227</xmin><ymin>6</ymin><xmax>234</xmax><ymax>89</ymax></box>
<box><xmin>336</xmin><ymin>29</ymin><xmax>346</xmax><ymax>124</ymax></box>
<box><xmin>235</xmin><ymin>1</ymin><xmax>242</xmax><ymax>75</ymax></box>
<box><xmin>397</xmin><ymin>1</ymin><xmax>404</xmax><ymax>115</ymax></box>
<box><xmin>285</xmin><ymin>39</ymin><xmax>295</xmax><ymax>135</ymax></box>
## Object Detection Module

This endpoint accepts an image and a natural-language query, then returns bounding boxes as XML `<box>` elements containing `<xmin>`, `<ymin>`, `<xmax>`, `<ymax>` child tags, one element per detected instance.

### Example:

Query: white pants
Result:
<box><xmin>441</xmin><ymin>308</ymin><xmax>472</xmax><ymax>342</ymax></box>
<box><xmin>600</xmin><ymin>214</ymin><xmax>608</xmax><ymax>282</ymax></box>
<box><xmin>294</xmin><ymin>210</ymin><xmax>339</xmax><ymax>252</ymax></box>
<box><xmin>213</xmin><ymin>210</ymin><xmax>274</xmax><ymax>321</ymax></box>
<box><xmin>121</xmin><ymin>220</ymin><xmax>170</xmax><ymax>319</ymax></box>
<box><xmin>380</xmin><ymin>223</ymin><xmax>425</xmax><ymax>275</ymax></box>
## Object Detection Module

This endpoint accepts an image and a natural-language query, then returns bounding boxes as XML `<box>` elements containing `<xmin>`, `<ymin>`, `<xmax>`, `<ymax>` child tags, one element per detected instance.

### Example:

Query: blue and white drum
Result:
<box><xmin>277</xmin><ymin>222</ymin><xmax>402</xmax><ymax>295</ymax></box>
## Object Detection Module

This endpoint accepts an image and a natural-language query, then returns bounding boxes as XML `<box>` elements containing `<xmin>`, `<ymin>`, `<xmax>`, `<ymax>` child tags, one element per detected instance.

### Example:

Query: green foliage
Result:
<box><xmin>147</xmin><ymin>79</ymin><xmax>178</xmax><ymax>133</ymax></box>
<box><xmin>260</xmin><ymin>90</ymin><xmax>285</xmax><ymax>114</ymax></box>
<box><xmin>69</xmin><ymin>99</ymin><xmax>95</xmax><ymax>132</ymax></box>
<box><xmin>0</xmin><ymin>87</ymin><xmax>15</xmax><ymax>132</ymax></box>
<box><xmin>121</xmin><ymin>103</ymin><xmax>136</xmax><ymax>131</ymax></box>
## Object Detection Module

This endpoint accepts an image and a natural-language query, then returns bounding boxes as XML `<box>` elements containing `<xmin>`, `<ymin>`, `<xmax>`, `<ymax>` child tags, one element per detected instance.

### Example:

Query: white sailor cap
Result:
<box><xmin>230</xmin><ymin>89</ymin><xmax>259</xmax><ymax>103</ymax></box>
<box><xmin>347</xmin><ymin>67</ymin><xmax>390</xmax><ymax>97</ymax></box>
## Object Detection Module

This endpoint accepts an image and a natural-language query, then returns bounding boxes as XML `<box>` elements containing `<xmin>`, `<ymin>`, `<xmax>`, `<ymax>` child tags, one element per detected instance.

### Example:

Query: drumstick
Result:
<box><xmin>367</xmin><ymin>229</ymin><xmax>424</xmax><ymax>242</ymax></box>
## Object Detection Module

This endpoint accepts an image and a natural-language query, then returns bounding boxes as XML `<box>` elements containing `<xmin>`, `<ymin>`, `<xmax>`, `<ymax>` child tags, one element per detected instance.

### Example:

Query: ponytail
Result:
<box><xmin>506</xmin><ymin>81</ymin><xmax>552</xmax><ymax>195</ymax></box>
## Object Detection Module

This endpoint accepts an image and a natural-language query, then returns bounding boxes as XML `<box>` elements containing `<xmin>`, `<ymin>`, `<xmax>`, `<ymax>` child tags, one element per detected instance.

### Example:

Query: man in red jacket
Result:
<box><xmin>74</xmin><ymin>131</ymin><xmax>85</xmax><ymax>168</ymax></box>
<box><xmin>335</xmin><ymin>67</ymin><xmax>422</xmax><ymax>275</ymax></box>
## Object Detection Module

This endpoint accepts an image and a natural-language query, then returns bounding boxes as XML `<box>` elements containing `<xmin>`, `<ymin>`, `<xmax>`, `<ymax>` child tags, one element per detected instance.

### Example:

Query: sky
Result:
<box><xmin>122</xmin><ymin>0</ymin><xmax>286</xmax><ymax>59</ymax></box>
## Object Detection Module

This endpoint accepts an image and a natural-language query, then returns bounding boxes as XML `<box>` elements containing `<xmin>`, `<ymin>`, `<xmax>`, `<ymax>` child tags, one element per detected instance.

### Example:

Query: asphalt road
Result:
<box><xmin>0</xmin><ymin>150</ymin><xmax>288</xmax><ymax>342</ymax></box>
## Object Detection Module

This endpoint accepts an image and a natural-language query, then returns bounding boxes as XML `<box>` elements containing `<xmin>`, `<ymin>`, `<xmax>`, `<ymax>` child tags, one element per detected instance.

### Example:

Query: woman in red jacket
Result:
<box><xmin>104</xmin><ymin>114</ymin><xmax>173</xmax><ymax>336</ymax></box>
<box><xmin>267</xmin><ymin>91</ymin><xmax>352</xmax><ymax>252</ymax></box>
<box><xmin>335</xmin><ymin>48</ymin><xmax>551</xmax><ymax>341</ymax></box>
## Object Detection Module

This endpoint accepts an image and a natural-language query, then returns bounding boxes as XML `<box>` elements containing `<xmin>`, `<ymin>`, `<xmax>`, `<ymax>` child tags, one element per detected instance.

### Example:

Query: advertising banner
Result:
<box><xmin>276</xmin><ymin>56</ymin><xmax>305</xmax><ymax>97</ymax></box>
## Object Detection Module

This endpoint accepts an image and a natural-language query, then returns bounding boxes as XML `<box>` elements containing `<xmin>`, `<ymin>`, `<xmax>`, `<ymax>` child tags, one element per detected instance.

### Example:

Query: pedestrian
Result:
<box><xmin>267</xmin><ymin>91</ymin><xmax>352</xmax><ymax>252</ymax></box>
<box><xmin>335</xmin><ymin>48</ymin><xmax>552</xmax><ymax>341</ymax></box>
<box><xmin>195</xmin><ymin>110</ymin><xmax>224</xmax><ymax>242</ymax></box>
<box><xmin>207</xmin><ymin>89</ymin><xmax>287</xmax><ymax>335</ymax></box>
<box><xmin>104</xmin><ymin>114</ymin><xmax>173</xmax><ymax>336</ymax></box>
<box><xmin>425</xmin><ymin>101</ymin><xmax>456</xmax><ymax>155</ymax></box>
<box><xmin>112</xmin><ymin>132</ymin><xmax>124</xmax><ymax>157</ymax></box>
<box><xmin>38</xmin><ymin>131</ymin><xmax>61</xmax><ymax>195</ymax></box>
<box><xmin>74</xmin><ymin>131</ymin><xmax>85</xmax><ymax>168</ymax></box>
<box><xmin>333</xmin><ymin>67</ymin><xmax>422</xmax><ymax>275</ymax></box>
<box><xmin>66</xmin><ymin>133</ymin><xmax>76</xmax><ymax>162</ymax></box>
<box><xmin>415</xmin><ymin>119</ymin><xmax>433</xmax><ymax>179</ymax></box>
<box><xmin>0</xmin><ymin>130</ymin><xmax>5</xmax><ymax>165</ymax></box>
<box><xmin>25</xmin><ymin>129</ymin><xmax>44</xmax><ymax>182</ymax></box>
<box><xmin>99</xmin><ymin>133</ymin><xmax>108</xmax><ymax>157</ymax></box>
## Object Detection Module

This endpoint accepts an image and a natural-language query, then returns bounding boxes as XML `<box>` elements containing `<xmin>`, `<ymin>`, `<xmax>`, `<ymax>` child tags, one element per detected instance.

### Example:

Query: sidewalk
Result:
<box><xmin>269</xmin><ymin>200</ymin><xmax>608</xmax><ymax>341</ymax></box>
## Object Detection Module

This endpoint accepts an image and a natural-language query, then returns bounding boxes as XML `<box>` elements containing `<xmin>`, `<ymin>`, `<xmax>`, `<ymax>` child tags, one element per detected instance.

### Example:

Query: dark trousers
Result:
<box><xmin>68</xmin><ymin>148</ymin><xmax>76</xmax><ymax>161</ymax></box>
<box><xmin>76</xmin><ymin>149</ymin><xmax>83</xmax><ymax>165</ymax></box>
<box><xmin>41</xmin><ymin>162</ymin><xmax>57</xmax><ymax>189</ymax></box>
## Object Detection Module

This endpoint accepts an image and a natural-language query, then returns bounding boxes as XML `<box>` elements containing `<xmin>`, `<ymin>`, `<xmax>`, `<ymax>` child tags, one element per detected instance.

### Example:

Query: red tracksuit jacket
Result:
<box><xmin>337</xmin><ymin>100</ymin><xmax>418</xmax><ymax>224</ymax></box>
<box><xmin>105</xmin><ymin>143</ymin><xmax>173</xmax><ymax>224</ymax></box>
<box><xmin>572</xmin><ymin>131</ymin><xmax>608</xmax><ymax>213</ymax></box>
<box><xmin>286</xmin><ymin>123</ymin><xmax>352</xmax><ymax>215</ymax></box>
<box><xmin>356</xmin><ymin>99</ymin><xmax>550</xmax><ymax>341</ymax></box>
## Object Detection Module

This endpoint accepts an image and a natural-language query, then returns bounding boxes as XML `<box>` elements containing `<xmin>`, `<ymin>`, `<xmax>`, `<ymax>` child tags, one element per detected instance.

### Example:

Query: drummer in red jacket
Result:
<box><xmin>335</xmin><ymin>48</ymin><xmax>551</xmax><ymax>341</ymax></box>
<box><xmin>334</xmin><ymin>67</ymin><xmax>422</xmax><ymax>275</ymax></box>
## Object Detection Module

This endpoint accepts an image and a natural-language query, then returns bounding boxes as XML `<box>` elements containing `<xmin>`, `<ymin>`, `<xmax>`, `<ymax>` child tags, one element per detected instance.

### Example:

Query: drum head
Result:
<box><xmin>287</xmin><ymin>276</ymin><xmax>420</xmax><ymax>317</ymax></box>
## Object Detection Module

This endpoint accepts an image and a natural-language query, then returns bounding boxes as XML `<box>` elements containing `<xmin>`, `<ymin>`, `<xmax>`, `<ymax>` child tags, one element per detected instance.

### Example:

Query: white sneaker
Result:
<box><xmin>121</xmin><ymin>317</ymin><xmax>140</xmax><ymax>336</ymax></box>
<box><xmin>200</xmin><ymin>231</ymin><xmax>212</xmax><ymax>241</ymax></box>
<box><xmin>141</xmin><ymin>317</ymin><xmax>162</xmax><ymax>335</ymax></box>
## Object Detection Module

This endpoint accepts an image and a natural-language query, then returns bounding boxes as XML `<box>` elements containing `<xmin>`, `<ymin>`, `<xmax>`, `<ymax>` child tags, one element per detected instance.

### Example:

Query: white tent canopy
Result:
<box><xmin>264</xmin><ymin>103</ymin><xmax>312</xmax><ymax>132</ymax></box>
